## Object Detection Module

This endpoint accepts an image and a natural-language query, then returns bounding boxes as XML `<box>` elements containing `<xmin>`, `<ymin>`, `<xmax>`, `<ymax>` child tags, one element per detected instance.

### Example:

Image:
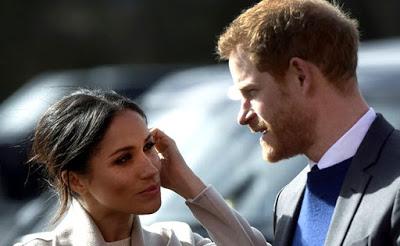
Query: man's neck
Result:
<box><xmin>306</xmin><ymin>90</ymin><xmax>369</xmax><ymax>162</ymax></box>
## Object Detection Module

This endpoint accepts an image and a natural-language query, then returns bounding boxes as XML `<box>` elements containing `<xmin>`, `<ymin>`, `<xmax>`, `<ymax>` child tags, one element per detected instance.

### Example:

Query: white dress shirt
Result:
<box><xmin>309</xmin><ymin>108</ymin><xmax>377</xmax><ymax>170</ymax></box>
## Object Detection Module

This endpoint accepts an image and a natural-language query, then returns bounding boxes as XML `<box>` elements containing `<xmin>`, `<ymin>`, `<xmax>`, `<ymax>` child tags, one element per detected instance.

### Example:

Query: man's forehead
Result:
<box><xmin>230</xmin><ymin>52</ymin><xmax>263</xmax><ymax>87</ymax></box>
<box><xmin>229</xmin><ymin>49</ymin><xmax>255</xmax><ymax>83</ymax></box>
<box><xmin>229</xmin><ymin>47</ymin><xmax>253</xmax><ymax>69</ymax></box>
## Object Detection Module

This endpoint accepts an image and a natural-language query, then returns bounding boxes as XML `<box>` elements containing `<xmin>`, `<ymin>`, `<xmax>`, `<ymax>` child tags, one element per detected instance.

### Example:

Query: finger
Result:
<box><xmin>151</xmin><ymin>128</ymin><xmax>175</xmax><ymax>146</ymax></box>
<box><xmin>149</xmin><ymin>127</ymin><xmax>160</xmax><ymax>141</ymax></box>
<box><xmin>150</xmin><ymin>128</ymin><xmax>171</xmax><ymax>154</ymax></box>
<box><xmin>151</xmin><ymin>128</ymin><xmax>170</xmax><ymax>141</ymax></box>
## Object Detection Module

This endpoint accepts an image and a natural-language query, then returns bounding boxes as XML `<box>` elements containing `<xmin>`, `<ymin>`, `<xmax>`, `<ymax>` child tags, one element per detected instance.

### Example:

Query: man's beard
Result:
<box><xmin>260</xmin><ymin>101</ymin><xmax>316</xmax><ymax>163</ymax></box>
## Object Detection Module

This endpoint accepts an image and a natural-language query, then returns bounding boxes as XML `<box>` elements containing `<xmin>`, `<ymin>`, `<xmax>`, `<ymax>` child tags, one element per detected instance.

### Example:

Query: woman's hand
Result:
<box><xmin>151</xmin><ymin>128</ymin><xmax>206</xmax><ymax>200</ymax></box>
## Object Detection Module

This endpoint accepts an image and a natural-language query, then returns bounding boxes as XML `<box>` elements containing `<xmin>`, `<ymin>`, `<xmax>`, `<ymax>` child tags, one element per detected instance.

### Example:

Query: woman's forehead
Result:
<box><xmin>97</xmin><ymin>110</ymin><xmax>149</xmax><ymax>152</ymax></box>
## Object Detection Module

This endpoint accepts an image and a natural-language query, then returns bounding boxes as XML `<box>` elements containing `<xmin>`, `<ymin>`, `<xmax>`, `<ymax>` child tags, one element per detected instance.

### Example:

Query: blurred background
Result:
<box><xmin>1</xmin><ymin>0</ymin><xmax>400</xmax><ymax>245</ymax></box>
<box><xmin>1</xmin><ymin>0</ymin><xmax>400</xmax><ymax>102</ymax></box>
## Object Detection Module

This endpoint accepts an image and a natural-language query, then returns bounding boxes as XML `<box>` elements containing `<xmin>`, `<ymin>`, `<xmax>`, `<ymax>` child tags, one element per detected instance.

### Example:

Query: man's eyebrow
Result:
<box><xmin>237</xmin><ymin>82</ymin><xmax>256</xmax><ymax>91</ymax></box>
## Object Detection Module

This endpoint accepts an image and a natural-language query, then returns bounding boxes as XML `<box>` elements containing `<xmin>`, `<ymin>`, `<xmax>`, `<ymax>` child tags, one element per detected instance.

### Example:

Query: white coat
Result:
<box><xmin>14</xmin><ymin>186</ymin><xmax>267</xmax><ymax>246</ymax></box>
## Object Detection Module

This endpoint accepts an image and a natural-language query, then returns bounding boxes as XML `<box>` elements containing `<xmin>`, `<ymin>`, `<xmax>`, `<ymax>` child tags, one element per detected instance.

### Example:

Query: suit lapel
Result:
<box><xmin>325</xmin><ymin>114</ymin><xmax>394</xmax><ymax>245</ymax></box>
<box><xmin>324</xmin><ymin>158</ymin><xmax>372</xmax><ymax>246</ymax></box>
<box><xmin>274</xmin><ymin>167</ymin><xmax>307</xmax><ymax>246</ymax></box>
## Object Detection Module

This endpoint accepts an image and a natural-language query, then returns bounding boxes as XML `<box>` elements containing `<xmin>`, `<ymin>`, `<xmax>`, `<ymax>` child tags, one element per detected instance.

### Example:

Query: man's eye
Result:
<box><xmin>144</xmin><ymin>141</ymin><xmax>155</xmax><ymax>151</ymax></box>
<box><xmin>243</xmin><ymin>89</ymin><xmax>257</xmax><ymax>98</ymax></box>
<box><xmin>115</xmin><ymin>153</ymin><xmax>132</xmax><ymax>164</ymax></box>
<box><xmin>248</xmin><ymin>89</ymin><xmax>257</xmax><ymax>97</ymax></box>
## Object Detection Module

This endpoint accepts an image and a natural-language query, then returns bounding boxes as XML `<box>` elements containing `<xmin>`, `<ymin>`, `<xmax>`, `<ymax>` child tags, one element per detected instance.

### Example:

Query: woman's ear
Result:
<box><xmin>61</xmin><ymin>170</ymin><xmax>87</xmax><ymax>195</ymax></box>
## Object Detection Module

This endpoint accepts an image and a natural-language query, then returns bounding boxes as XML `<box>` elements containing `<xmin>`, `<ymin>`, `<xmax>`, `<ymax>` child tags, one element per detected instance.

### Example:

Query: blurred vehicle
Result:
<box><xmin>2</xmin><ymin>38</ymin><xmax>400</xmax><ymax>245</ymax></box>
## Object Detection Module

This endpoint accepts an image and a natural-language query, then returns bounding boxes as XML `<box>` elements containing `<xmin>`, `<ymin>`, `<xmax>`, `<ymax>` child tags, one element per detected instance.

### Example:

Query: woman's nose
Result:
<box><xmin>139</xmin><ymin>154</ymin><xmax>160</xmax><ymax>179</ymax></box>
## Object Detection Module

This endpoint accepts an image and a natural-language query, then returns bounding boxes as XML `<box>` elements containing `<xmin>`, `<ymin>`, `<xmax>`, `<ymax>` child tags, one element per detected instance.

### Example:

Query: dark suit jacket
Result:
<box><xmin>273</xmin><ymin>114</ymin><xmax>400</xmax><ymax>245</ymax></box>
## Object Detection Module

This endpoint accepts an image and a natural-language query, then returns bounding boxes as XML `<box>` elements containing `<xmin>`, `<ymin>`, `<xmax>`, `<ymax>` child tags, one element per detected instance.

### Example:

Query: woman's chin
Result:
<box><xmin>138</xmin><ymin>199</ymin><xmax>162</xmax><ymax>215</ymax></box>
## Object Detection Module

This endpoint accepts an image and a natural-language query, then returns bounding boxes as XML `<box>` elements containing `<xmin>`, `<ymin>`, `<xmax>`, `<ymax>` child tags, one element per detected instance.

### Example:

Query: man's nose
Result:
<box><xmin>237</xmin><ymin>100</ymin><xmax>255</xmax><ymax>125</ymax></box>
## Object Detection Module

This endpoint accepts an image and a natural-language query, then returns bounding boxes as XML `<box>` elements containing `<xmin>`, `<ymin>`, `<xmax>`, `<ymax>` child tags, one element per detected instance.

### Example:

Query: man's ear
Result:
<box><xmin>61</xmin><ymin>170</ymin><xmax>87</xmax><ymax>195</ymax></box>
<box><xmin>288</xmin><ymin>57</ymin><xmax>314</xmax><ymax>96</ymax></box>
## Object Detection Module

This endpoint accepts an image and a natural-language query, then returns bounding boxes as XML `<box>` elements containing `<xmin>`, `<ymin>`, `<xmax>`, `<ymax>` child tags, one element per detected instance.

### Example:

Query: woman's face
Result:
<box><xmin>79</xmin><ymin>109</ymin><xmax>162</xmax><ymax>216</ymax></box>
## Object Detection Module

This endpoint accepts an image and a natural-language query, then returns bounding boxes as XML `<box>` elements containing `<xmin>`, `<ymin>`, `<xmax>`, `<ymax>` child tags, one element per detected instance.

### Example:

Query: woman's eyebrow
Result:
<box><xmin>109</xmin><ymin>133</ymin><xmax>152</xmax><ymax>158</ymax></box>
<box><xmin>109</xmin><ymin>146</ymin><xmax>134</xmax><ymax>158</ymax></box>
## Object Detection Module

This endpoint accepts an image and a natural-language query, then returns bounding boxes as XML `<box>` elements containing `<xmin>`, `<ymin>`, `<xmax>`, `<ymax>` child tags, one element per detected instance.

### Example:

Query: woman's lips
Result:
<box><xmin>139</xmin><ymin>184</ymin><xmax>160</xmax><ymax>197</ymax></box>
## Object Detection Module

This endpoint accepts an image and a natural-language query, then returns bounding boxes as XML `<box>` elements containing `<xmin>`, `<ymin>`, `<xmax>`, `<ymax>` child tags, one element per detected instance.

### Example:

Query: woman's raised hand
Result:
<box><xmin>151</xmin><ymin>128</ymin><xmax>206</xmax><ymax>199</ymax></box>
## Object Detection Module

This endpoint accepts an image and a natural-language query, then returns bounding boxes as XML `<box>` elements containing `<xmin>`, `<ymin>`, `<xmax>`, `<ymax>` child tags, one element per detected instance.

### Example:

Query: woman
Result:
<box><xmin>14</xmin><ymin>89</ymin><xmax>266</xmax><ymax>246</ymax></box>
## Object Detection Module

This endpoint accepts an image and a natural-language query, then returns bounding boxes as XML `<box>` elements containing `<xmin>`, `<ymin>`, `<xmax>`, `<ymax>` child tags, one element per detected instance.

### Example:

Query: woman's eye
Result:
<box><xmin>115</xmin><ymin>153</ymin><xmax>132</xmax><ymax>164</ymax></box>
<box><xmin>144</xmin><ymin>141</ymin><xmax>155</xmax><ymax>151</ymax></box>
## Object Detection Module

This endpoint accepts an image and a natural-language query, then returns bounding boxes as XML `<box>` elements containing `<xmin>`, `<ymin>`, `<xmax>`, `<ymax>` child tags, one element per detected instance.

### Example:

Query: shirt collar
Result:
<box><xmin>309</xmin><ymin>108</ymin><xmax>376</xmax><ymax>170</ymax></box>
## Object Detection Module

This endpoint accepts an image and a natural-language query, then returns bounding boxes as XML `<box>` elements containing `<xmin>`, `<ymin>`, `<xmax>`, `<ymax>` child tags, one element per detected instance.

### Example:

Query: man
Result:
<box><xmin>217</xmin><ymin>0</ymin><xmax>400</xmax><ymax>245</ymax></box>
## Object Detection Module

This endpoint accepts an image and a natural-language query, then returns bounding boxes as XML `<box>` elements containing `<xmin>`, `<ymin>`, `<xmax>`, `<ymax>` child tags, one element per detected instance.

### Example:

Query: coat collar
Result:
<box><xmin>54</xmin><ymin>200</ymin><xmax>144</xmax><ymax>246</ymax></box>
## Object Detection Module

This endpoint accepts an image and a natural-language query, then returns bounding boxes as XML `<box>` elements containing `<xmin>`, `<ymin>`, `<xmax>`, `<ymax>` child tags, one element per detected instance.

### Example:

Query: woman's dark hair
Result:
<box><xmin>30</xmin><ymin>88</ymin><xmax>147</xmax><ymax>222</ymax></box>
